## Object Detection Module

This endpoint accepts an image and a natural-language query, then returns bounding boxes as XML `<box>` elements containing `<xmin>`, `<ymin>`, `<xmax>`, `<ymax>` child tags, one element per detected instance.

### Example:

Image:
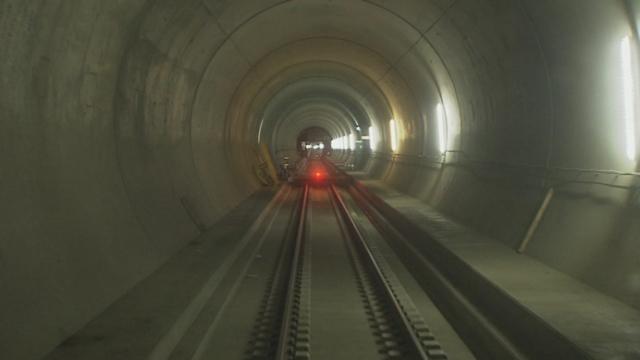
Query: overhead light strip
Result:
<box><xmin>436</xmin><ymin>103</ymin><xmax>447</xmax><ymax>155</ymax></box>
<box><xmin>390</xmin><ymin>120</ymin><xmax>398</xmax><ymax>152</ymax></box>
<box><xmin>622</xmin><ymin>36</ymin><xmax>637</xmax><ymax>161</ymax></box>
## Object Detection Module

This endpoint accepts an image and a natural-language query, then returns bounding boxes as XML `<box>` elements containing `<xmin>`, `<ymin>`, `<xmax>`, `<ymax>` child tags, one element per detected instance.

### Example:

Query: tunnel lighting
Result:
<box><xmin>389</xmin><ymin>120</ymin><xmax>398</xmax><ymax>152</ymax></box>
<box><xmin>621</xmin><ymin>36</ymin><xmax>637</xmax><ymax>161</ymax></box>
<box><xmin>257</xmin><ymin>120</ymin><xmax>264</xmax><ymax>143</ymax></box>
<box><xmin>349</xmin><ymin>133</ymin><xmax>356</xmax><ymax>151</ymax></box>
<box><xmin>331</xmin><ymin>136</ymin><xmax>350</xmax><ymax>150</ymax></box>
<box><xmin>369</xmin><ymin>126</ymin><xmax>377</xmax><ymax>151</ymax></box>
<box><xmin>436</xmin><ymin>103</ymin><xmax>448</xmax><ymax>154</ymax></box>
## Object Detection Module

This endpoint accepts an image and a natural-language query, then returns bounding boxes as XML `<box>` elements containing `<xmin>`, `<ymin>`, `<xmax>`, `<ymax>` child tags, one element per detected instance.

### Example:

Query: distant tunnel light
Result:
<box><xmin>436</xmin><ymin>103</ymin><xmax>448</xmax><ymax>154</ymax></box>
<box><xmin>331</xmin><ymin>135</ymin><xmax>350</xmax><ymax>150</ymax></box>
<box><xmin>621</xmin><ymin>36</ymin><xmax>637</xmax><ymax>161</ymax></box>
<box><xmin>349</xmin><ymin>133</ymin><xmax>356</xmax><ymax>151</ymax></box>
<box><xmin>369</xmin><ymin>126</ymin><xmax>377</xmax><ymax>150</ymax></box>
<box><xmin>331</xmin><ymin>137</ymin><xmax>339</xmax><ymax>149</ymax></box>
<box><xmin>389</xmin><ymin>120</ymin><xmax>398</xmax><ymax>152</ymax></box>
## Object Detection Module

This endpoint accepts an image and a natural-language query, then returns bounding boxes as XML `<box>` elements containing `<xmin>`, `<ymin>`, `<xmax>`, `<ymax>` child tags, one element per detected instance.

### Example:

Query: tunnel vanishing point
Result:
<box><xmin>2</xmin><ymin>1</ymin><xmax>640</xmax><ymax>359</ymax></box>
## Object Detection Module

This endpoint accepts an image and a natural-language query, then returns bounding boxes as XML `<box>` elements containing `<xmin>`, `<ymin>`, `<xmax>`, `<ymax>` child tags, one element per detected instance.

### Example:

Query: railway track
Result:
<box><xmin>245</xmin><ymin>183</ymin><xmax>448</xmax><ymax>360</ymax></box>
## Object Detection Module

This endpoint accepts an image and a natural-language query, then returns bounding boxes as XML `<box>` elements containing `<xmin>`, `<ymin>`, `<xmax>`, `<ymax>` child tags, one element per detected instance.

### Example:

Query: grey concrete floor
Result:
<box><xmin>188</xmin><ymin>187</ymin><xmax>301</xmax><ymax>360</ymax></box>
<box><xmin>43</xmin><ymin>188</ymin><xmax>284</xmax><ymax>360</ymax></box>
<box><xmin>339</xmin><ymin>187</ymin><xmax>476</xmax><ymax>360</ymax></box>
<box><xmin>306</xmin><ymin>187</ymin><xmax>380</xmax><ymax>360</ymax></box>
<box><xmin>355</xmin><ymin>177</ymin><xmax>640</xmax><ymax>360</ymax></box>
<box><xmin>41</xmin><ymin>177</ymin><xmax>640</xmax><ymax>360</ymax></box>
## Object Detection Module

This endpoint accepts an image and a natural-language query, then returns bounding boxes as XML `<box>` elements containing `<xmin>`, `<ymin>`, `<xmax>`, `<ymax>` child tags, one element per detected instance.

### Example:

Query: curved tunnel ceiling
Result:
<box><xmin>1</xmin><ymin>1</ymin><xmax>639</xmax><ymax>359</ymax></box>
<box><xmin>257</xmin><ymin>76</ymin><xmax>383</xmax><ymax>148</ymax></box>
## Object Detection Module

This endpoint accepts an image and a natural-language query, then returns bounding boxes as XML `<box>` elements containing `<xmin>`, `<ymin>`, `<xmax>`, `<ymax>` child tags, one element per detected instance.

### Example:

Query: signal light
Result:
<box><xmin>310</xmin><ymin>170</ymin><xmax>327</xmax><ymax>183</ymax></box>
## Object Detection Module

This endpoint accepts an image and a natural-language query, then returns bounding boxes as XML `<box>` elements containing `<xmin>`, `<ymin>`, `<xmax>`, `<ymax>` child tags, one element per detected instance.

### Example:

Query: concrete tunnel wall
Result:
<box><xmin>1</xmin><ymin>0</ymin><xmax>639</xmax><ymax>359</ymax></box>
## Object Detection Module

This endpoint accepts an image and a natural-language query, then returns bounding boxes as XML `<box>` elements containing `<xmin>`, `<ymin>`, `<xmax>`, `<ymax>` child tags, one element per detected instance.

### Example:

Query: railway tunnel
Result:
<box><xmin>2</xmin><ymin>0</ymin><xmax>640</xmax><ymax>359</ymax></box>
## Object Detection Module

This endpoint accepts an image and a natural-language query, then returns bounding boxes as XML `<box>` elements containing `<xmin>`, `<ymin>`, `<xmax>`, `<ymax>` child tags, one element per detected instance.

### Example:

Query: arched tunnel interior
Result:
<box><xmin>2</xmin><ymin>1</ymin><xmax>640</xmax><ymax>359</ymax></box>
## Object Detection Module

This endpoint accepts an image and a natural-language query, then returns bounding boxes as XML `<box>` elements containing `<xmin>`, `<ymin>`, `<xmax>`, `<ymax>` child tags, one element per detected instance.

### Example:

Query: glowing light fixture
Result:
<box><xmin>334</xmin><ymin>135</ymin><xmax>349</xmax><ymax>150</ymax></box>
<box><xmin>436</xmin><ymin>103</ymin><xmax>448</xmax><ymax>154</ymax></box>
<box><xmin>369</xmin><ymin>126</ymin><xmax>377</xmax><ymax>150</ymax></box>
<box><xmin>257</xmin><ymin>119</ymin><xmax>264</xmax><ymax>142</ymax></box>
<box><xmin>332</xmin><ymin>136</ymin><xmax>346</xmax><ymax>150</ymax></box>
<box><xmin>389</xmin><ymin>120</ymin><xmax>398</xmax><ymax>152</ymax></box>
<box><xmin>621</xmin><ymin>36</ymin><xmax>636</xmax><ymax>161</ymax></box>
<box><xmin>349</xmin><ymin>133</ymin><xmax>356</xmax><ymax>151</ymax></box>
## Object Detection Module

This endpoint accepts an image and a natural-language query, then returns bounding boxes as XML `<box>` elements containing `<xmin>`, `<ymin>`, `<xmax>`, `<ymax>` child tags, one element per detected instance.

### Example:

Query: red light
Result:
<box><xmin>312</xmin><ymin>170</ymin><xmax>326</xmax><ymax>183</ymax></box>
<box><xmin>309</xmin><ymin>163</ymin><xmax>328</xmax><ymax>183</ymax></box>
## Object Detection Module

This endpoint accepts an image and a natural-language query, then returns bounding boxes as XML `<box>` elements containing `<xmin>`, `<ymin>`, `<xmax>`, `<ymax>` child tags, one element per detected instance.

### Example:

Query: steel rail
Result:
<box><xmin>328</xmin><ymin>184</ymin><xmax>431</xmax><ymax>360</ymax></box>
<box><xmin>275</xmin><ymin>184</ymin><xmax>309</xmax><ymax>360</ymax></box>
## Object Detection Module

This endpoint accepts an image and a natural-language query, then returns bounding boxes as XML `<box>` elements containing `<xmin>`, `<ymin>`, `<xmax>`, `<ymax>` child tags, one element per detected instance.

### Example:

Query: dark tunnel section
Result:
<box><xmin>296</xmin><ymin>126</ymin><xmax>333</xmax><ymax>157</ymax></box>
